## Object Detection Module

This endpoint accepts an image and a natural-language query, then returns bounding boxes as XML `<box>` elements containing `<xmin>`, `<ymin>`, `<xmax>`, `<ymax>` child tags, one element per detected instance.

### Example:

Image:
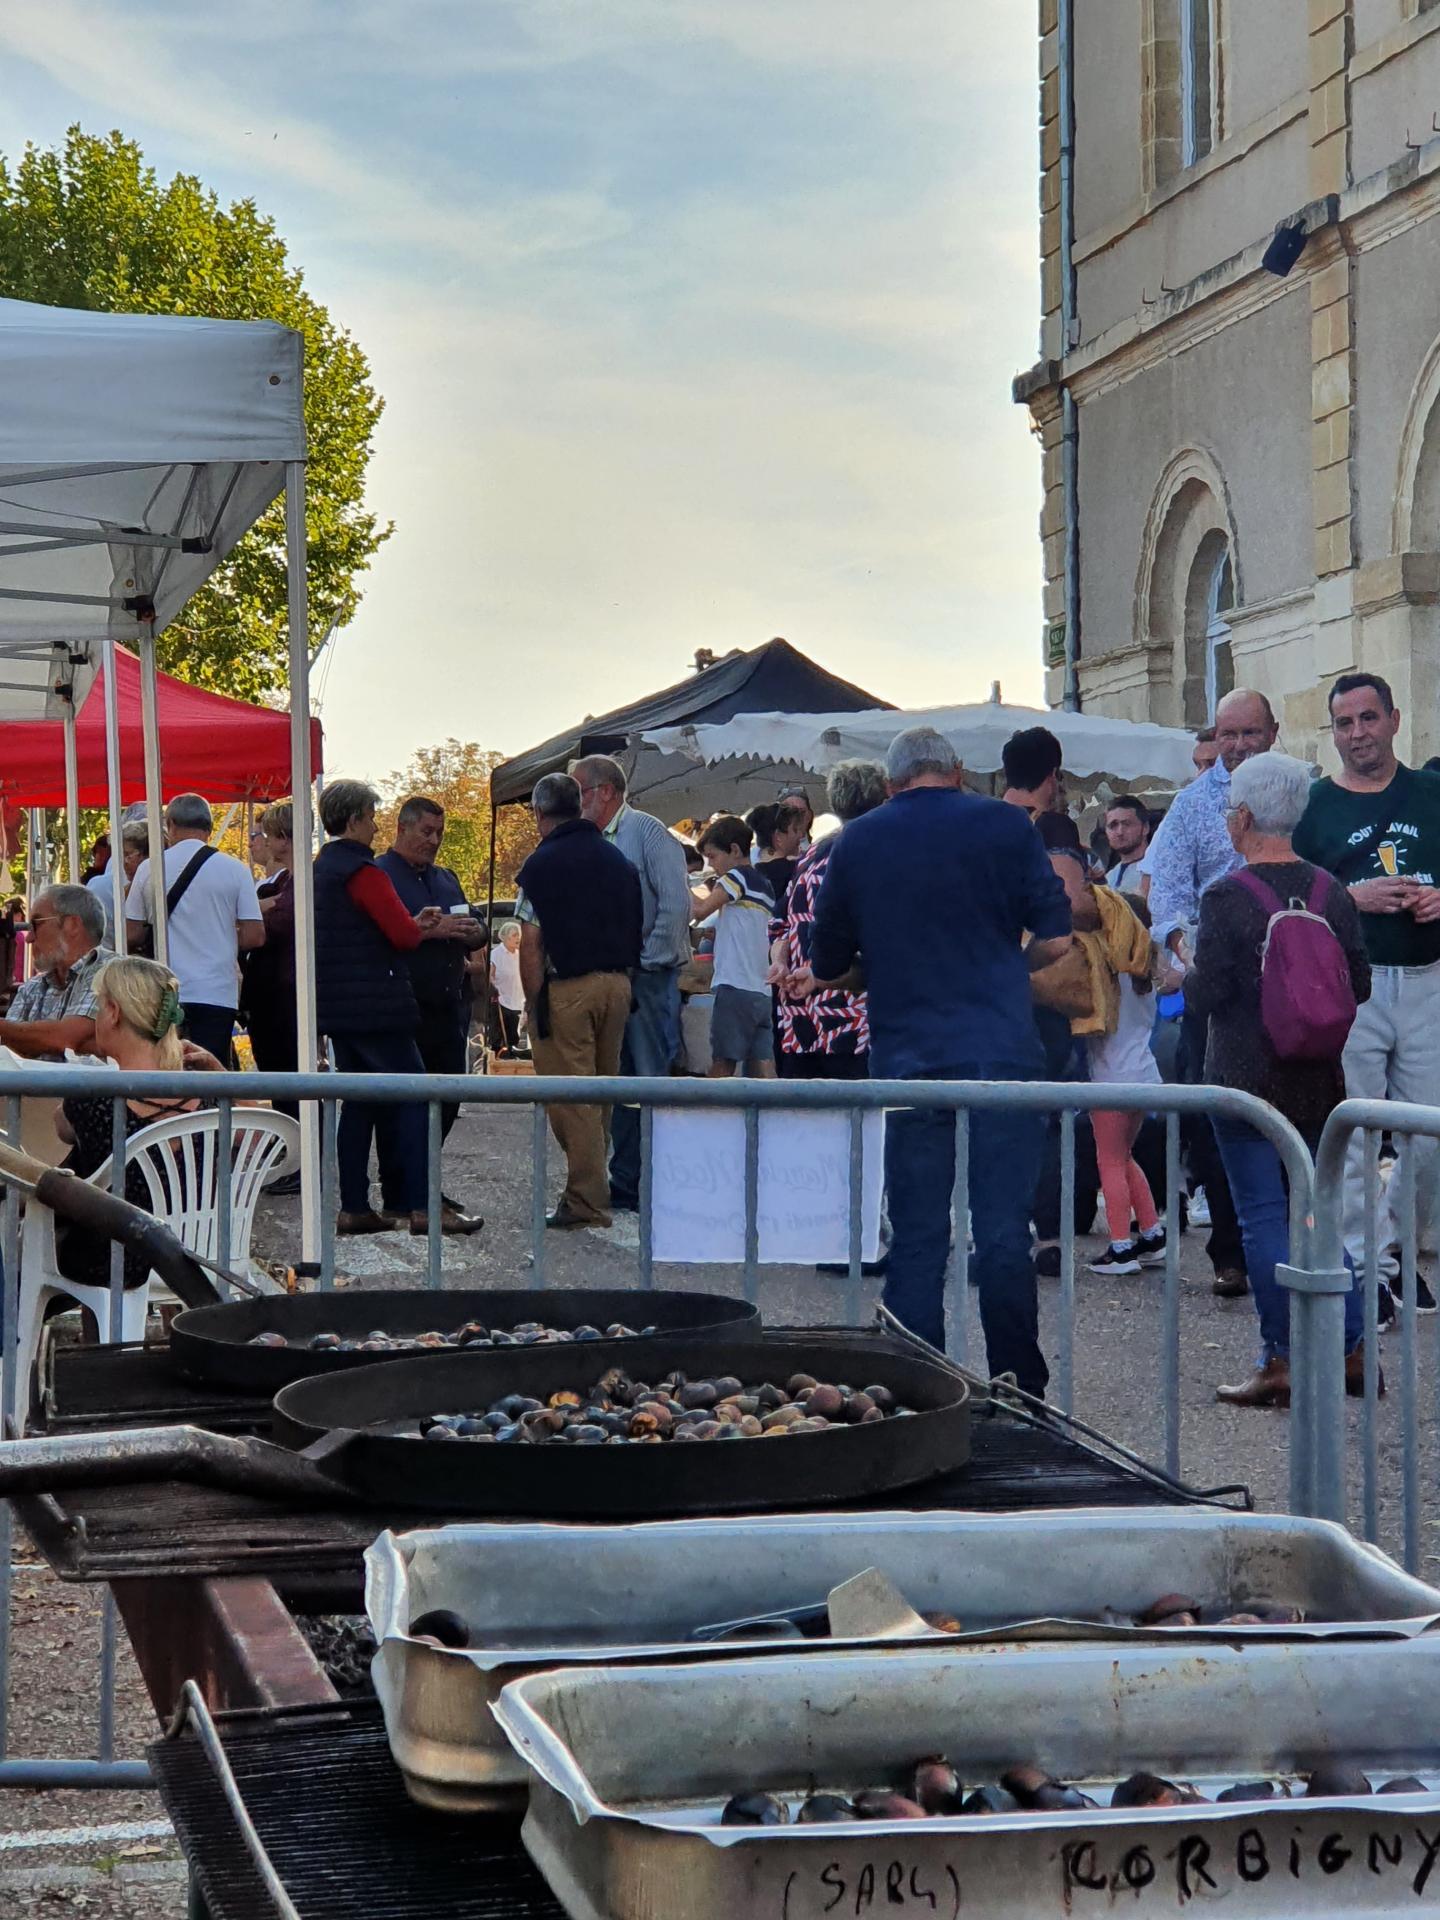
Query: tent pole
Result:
<box><xmin>62</xmin><ymin>702</ymin><xmax>81</xmax><ymax>881</ymax></box>
<box><xmin>285</xmin><ymin>461</ymin><xmax>321</xmax><ymax>1268</ymax></box>
<box><xmin>482</xmin><ymin>799</ymin><xmax>498</xmax><ymax>1067</ymax></box>
<box><xmin>137</xmin><ymin>629</ymin><xmax>168</xmax><ymax>966</ymax></box>
<box><xmin>23</xmin><ymin>813</ymin><xmax>36</xmax><ymax>976</ymax></box>
<box><xmin>102</xmin><ymin>638</ymin><xmax>127</xmax><ymax>957</ymax></box>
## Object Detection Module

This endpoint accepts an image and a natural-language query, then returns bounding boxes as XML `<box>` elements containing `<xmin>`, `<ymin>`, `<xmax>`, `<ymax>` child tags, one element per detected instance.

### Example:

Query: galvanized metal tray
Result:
<box><xmin>495</xmin><ymin>1638</ymin><xmax>1440</xmax><ymax>1920</ymax></box>
<box><xmin>365</xmin><ymin>1508</ymin><xmax>1440</xmax><ymax>1812</ymax></box>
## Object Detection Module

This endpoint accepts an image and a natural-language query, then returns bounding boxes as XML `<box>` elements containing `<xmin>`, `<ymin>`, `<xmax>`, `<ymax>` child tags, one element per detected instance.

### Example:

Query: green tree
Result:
<box><xmin>380</xmin><ymin>741</ymin><xmax>539</xmax><ymax>897</ymax></box>
<box><xmin>0</xmin><ymin>126</ymin><xmax>390</xmax><ymax>698</ymax></box>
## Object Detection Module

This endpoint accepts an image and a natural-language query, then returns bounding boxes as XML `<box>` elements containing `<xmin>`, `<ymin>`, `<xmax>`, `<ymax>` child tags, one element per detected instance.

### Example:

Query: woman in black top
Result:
<box><xmin>746</xmin><ymin>801</ymin><xmax>809</xmax><ymax>915</ymax></box>
<box><xmin>52</xmin><ymin>955</ymin><xmax>213</xmax><ymax>1290</ymax></box>
<box><xmin>1186</xmin><ymin>751</ymin><xmax>1371</xmax><ymax>1410</ymax></box>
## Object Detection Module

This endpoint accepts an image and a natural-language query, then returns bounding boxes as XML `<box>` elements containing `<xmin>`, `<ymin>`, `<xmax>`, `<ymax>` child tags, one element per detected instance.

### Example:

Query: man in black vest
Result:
<box><xmin>377</xmin><ymin>796</ymin><xmax>485</xmax><ymax>1208</ymax></box>
<box><xmin>514</xmin><ymin>773</ymin><xmax>643</xmax><ymax>1229</ymax></box>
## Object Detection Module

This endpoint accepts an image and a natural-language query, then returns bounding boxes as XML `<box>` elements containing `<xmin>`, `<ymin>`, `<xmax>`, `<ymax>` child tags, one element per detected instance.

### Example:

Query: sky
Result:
<box><xmin>0</xmin><ymin>0</ymin><xmax>1045</xmax><ymax>781</ymax></box>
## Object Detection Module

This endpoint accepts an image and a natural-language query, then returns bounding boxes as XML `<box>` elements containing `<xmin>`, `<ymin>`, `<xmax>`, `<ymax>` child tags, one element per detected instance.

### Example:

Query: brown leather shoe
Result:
<box><xmin>1211</xmin><ymin>1268</ymin><xmax>1249</xmax><ymax>1299</ymax></box>
<box><xmin>409</xmin><ymin>1206</ymin><xmax>485</xmax><ymax>1236</ymax></box>
<box><xmin>1215</xmin><ymin>1357</ymin><xmax>1291</xmax><ymax>1408</ymax></box>
<box><xmin>337</xmin><ymin>1209</ymin><xmax>402</xmax><ymax>1236</ymax></box>
<box><xmin>1345</xmin><ymin>1343</ymin><xmax>1385</xmax><ymax>1399</ymax></box>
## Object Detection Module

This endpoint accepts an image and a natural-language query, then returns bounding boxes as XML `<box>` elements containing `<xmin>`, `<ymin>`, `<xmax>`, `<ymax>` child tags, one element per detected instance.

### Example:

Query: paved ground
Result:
<box><xmin>6</xmin><ymin>1098</ymin><xmax>1440</xmax><ymax>1912</ymax></box>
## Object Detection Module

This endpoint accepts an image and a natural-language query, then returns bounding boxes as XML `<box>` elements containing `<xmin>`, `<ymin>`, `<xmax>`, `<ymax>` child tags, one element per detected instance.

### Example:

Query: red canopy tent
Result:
<box><xmin>0</xmin><ymin>646</ymin><xmax>321</xmax><ymax>807</ymax></box>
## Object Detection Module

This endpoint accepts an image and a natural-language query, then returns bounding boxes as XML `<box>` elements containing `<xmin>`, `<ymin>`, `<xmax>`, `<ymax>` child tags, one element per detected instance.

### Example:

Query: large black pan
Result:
<box><xmin>268</xmin><ymin>1333</ymin><xmax>971</xmax><ymax>1517</ymax></box>
<box><xmin>0</xmin><ymin>1335</ymin><xmax>970</xmax><ymax>1516</ymax></box>
<box><xmin>168</xmin><ymin>1289</ymin><xmax>760</xmax><ymax>1394</ymax></box>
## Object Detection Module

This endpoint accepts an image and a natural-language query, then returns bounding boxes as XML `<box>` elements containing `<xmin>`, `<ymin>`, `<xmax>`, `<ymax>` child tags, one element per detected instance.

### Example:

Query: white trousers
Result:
<box><xmin>1340</xmin><ymin>960</ymin><xmax>1440</xmax><ymax>1277</ymax></box>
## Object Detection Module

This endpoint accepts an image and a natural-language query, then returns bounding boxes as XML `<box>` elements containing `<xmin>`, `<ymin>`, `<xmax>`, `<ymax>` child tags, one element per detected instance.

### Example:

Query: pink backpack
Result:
<box><xmin>1233</xmin><ymin>870</ymin><xmax>1357</xmax><ymax>1061</ymax></box>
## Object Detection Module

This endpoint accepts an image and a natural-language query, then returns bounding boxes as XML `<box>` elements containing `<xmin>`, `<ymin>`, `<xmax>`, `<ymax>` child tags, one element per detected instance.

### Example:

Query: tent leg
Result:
<box><xmin>62</xmin><ymin>704</ymin><xmax>81</xmax><ymax>883</ymax></box>
<box><xmin>137</xmin><ymin>631</ymin><xmax>168</xmax><ymax>966</ymax></box>
<box><xmin>22</xmin><ymin>812</ymin><xmax>37</xmax><ymax>976</ymax></box>
<box><xmin>102</xmin><ymin>639</ymin><xmax>127</xmax><ymax>957</ymax></box>
<box><xmin>285</xmin><ymin>461</ymin><xmax>321</xmax><ymax>1269</ymax></box>
<box><xmin>481</xmin><ymin>800</ymin><xmax>498</xmax><ymax>1069</ymax></box>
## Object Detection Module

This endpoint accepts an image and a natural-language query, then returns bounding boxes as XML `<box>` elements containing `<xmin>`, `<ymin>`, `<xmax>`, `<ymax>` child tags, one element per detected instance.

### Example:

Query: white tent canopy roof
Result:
<box><xmin>644</xmin><ymin>699</ymin><xmax>1200</xmax><ymax>792</ymax></box>
<box><xmin>0</xmin><ymin>297</ymin><xmax>304</xmax><ymax>717</ymax></box>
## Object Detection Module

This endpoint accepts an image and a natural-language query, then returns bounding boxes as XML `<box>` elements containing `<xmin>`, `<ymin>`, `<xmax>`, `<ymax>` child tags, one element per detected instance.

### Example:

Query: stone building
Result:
<box><xmin>1015</xmin><ymin>0</ymin><xmax>1440</xmax><ymax>764</ymax></box>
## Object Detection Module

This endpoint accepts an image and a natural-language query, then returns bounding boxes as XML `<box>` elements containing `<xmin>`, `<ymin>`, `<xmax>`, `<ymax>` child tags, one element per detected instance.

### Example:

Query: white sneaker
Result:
<box><xmin>1188</xmin><ymin>1186</ymin><xmax>1212</xmax><ymax>1228</ymax></box>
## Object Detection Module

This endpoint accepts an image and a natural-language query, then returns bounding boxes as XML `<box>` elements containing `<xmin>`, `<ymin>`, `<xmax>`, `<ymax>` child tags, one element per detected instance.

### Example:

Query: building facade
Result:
<box><xmin>1016</xmin><ymin>0</ymin><xmax>1440</xmax><ymax>765</ymax></box>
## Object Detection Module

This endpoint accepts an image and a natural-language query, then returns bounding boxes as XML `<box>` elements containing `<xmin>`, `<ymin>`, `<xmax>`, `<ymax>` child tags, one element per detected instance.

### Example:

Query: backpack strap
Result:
<box><xmin>1305</xmin><ymin>869</ymin><xmax>1331</xmax><ymax>916</ymax></box>
<box><xmin>165</xmin><ymin>843</ymin><xmax>220</xmax><ymax>918</ymax></box>
<box><xmin>1232</xmin><ymin>869</ymin><xmax>1284</xmax><ymax>917</ymax></box>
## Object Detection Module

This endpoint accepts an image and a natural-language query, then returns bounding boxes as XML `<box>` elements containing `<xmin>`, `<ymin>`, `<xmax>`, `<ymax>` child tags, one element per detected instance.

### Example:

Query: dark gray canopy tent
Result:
<box><xmin>482</xmin><ymin>640</ymin><xmax>890</xmax><ymax>977</ymax></box>
<box><xmin>489</xmin><ymin>637</ymin><xmax>888</xmax><ymax>813</ymax></box>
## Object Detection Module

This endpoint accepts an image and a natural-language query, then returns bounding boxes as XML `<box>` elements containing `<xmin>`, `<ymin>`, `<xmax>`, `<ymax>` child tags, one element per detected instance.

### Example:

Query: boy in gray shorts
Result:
<box><xmin>690</xmin><ymin>816</ymin><xmax>777</xmax><ymax>1077</ymax></box>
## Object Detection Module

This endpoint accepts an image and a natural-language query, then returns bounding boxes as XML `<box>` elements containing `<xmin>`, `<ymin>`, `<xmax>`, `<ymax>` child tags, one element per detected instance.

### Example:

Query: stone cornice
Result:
<box><xmin>1013</xmin><ymin>134</ymin><xmax>1440</xmax><ymax>408</ymax></box>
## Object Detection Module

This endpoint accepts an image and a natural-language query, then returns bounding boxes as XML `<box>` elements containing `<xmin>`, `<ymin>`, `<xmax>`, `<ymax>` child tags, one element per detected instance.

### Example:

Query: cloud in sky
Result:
<box><xmin>0</xmin><ymin>0</ymin><xmax>1045</xmax><ymax>775</ymax></box>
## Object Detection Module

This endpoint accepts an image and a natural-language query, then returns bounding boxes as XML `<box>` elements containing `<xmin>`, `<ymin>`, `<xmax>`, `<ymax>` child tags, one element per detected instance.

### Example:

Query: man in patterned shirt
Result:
<box><xmin>0</xmin><ymin>884</ymin><xmax>112</xmax><ymax>1059</ymax></box>
<box><xmin>1149</xmin><ymin>687</ymin><xmax>1277</xmax><ymax>1299</ymax></box>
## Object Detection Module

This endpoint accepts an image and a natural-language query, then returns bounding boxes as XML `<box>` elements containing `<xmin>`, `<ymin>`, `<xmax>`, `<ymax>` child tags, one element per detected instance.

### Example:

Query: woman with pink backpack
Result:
<box><xmin>1186</xmin><ymin>750</ymin><xmax>1373</xmax><ymax>1410</ymax></box>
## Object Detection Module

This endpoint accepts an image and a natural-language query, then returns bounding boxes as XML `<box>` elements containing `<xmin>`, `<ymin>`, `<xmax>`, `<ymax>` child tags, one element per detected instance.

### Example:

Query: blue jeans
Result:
<box><xmin>1212</xmin><ymin>1115</ymin><xmax>1362</xmax><ymax>1364</ymax></box>
<box><xmin>884</xmin><ymin>1067</ymin><xmax>1048</xmax><ymax>1398</ymax></box>
<box><xmin>609</xmin><ymin>968</ymin><xmax>681</xmax><ymax>1206</ymax></box>
<box><xmin>330</xmin><ymin>1031</ymin><xmax>430</xmax><ymax>1216</ymax></box>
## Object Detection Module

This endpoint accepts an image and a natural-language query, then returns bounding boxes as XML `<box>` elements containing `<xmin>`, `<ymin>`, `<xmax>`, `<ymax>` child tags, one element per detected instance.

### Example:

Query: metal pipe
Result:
<box><xmin>101</xmin><ymin>637</ymin><xmax>127</xmax><ymax>956</ymax></box>
<box><xmin>946</xmin><ymin>1110</ymin><xmax>970</xmax><ymax>1366</ymax></box>
<box><xmin>1163</xmin><ymin>1110</ymin><xmax>1181</xmax><ymax>1478</ymax></box>
<box><xmin>137</xmin><ymin>630</ymin><xmax>168</xmax><ymax>966</ymax></box>
<box><xmin>61</xmin><ymin>698</ymin><xmax>81</xmax><ymax>882</ymax></box>
<box><xmin>1058</xmin><ymin>1108</ymin><xmax>1075</xmax><ymax>1412</ymax></box>
<box><xmin>1057</xmin><ymin>0</ymin><xmax>1081</xmax><ymax>710</ymax></box>
<box><xmin>284</xmin><ymin>460</ymin><xmax>321</xmax><ymax>1268</ymax></box>
<box><xmin>0</xmin><ymin>1760</ymin><xmax>151</xmax><ymax>1789</ymax></box>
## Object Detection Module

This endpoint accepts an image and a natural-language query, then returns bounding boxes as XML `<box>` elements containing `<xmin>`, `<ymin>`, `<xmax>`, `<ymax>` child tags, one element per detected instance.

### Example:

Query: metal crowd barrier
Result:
<box><xmin>1312</xmin><ymin>1098</ymin><xmax>1440</xmax><ymax>1572</ymax></box>
<box><xmin>0</xmin><ymin>1065</ymin><xmax>1331</xmax><ymax>1791</ymax></box>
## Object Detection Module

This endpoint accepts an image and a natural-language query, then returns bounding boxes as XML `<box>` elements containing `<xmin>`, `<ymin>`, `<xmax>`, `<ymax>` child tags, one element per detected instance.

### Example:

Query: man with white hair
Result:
<box><xmin>126</xmin><ymin>792</ymin><xmax>265</xmax><ymax>1062</ymax></box>
<box><xmin>569</xmin><ymin>753</ymin><xmax>692</xmax><ymax>1213</ymax></box>
<box><xmin>809</xmin><ymin>725</ymin><xmax>1071</xmax><ymax>1396</ymax></box>
<box><xmin>1147</xmin><ymin>687</ymin><xmax>1279</xmax><ymax>1299</ymax></box>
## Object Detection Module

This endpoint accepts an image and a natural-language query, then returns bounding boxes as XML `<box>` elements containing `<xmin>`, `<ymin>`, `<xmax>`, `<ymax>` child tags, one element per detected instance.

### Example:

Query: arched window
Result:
<box><xmin>1137</xmin><ymin>452</ymin><xmax>1239</xmax><ymax>729</ymax></box>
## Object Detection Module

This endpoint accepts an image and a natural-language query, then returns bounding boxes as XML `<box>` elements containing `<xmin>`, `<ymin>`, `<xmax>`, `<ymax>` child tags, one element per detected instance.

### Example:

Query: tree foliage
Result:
<box><xmin>0</xmin><ymin>126</ymin><xmax>391</xmax><ymax>699</ymax></box>
<box><xmin>379</xmin><ymin>741</ymin><xmax>538</xmax><ymax>897</ymax></box>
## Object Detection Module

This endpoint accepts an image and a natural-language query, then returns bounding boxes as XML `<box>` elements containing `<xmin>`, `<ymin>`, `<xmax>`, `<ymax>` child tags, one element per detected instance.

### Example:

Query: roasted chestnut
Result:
<box><xmin>851</xmin><ymin>1790</ymin><xmax>929</xmax><ymax>1821</ymax></box>
<box><xmin>1216</xmin><ymin>1781</ymin><xmax>1278</xmax><ymax>1803</ymax></box>
<box><xmin>798</xmin><ymin>1793</ymin><xmax>858</xmax><ymax>1823</ymax></box>
<box><xmin>721</xmin><ymin>1792</ymin><xmax>789</xmax><ymax>1827</ymax></box>
<box><xmin>962</xmin><ymin>1786</ymin><xmax>1020</xmax><ymax>1815</ymax></box>
<box><xmin>806</xmin><ymin>1384</ymin><xmax>844</xmax><ymax>1420</ymax></box>
<box><xmin>409</xmin><ymin>1608</ymin><xmax>470</xmax><ymax>1649</ymax></box>
<box><xmin>248</xmin><ymin>1331</ymin><xmax>288</xmax><ymax>1348</ymax></box>
<box><xmin>1141</xmin><ymin>1593</ymin><xmax>1201</xmax><ymax>1625</ymax></box>
<box><xmin>999</xmin><ymin>1766</ymin><xmax>1053</xmax><ymax>1805</ymax></box>
<box><xmin>1379</xmin><ymin>1776</ymin><xmax>1428</xmax><ymax>1795</ymax></box>
<box><xmin>1111</xmin><ymin>1772</ymin><xmax>1184</xmax><ymax>1809</ymax></box>
<box><xmin>1306</xmin><ymin>1762</ymin><xmax>1372</xmax><ymax>1797</ymax></box>
<box><xmin>912</xmin><ymin>1758</ymin><xmax>963</xmax><ymax>1815</ymax></box>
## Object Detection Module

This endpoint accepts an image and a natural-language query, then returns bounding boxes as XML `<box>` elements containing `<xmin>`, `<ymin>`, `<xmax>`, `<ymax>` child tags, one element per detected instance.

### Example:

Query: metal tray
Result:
<box><xmin>365</xmin><ymin>1508</ymin><xmax>1440</xmax><ymax>1812</ymax></box>
<box><xmin>495</xmin><ymin>1638</ymin><xmax>1440</xmax><ymax>1920</ymax></box>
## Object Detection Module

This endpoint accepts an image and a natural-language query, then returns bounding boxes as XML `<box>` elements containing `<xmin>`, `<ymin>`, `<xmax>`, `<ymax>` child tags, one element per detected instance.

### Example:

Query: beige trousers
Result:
<box><xmin>529</xmin><ymin>971</ymin><xmax>633</xmax><ymax>1224</ymax></box>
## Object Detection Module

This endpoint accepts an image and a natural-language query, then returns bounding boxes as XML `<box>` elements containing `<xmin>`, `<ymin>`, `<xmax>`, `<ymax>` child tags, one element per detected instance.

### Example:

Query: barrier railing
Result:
<box><xmin>0</xmin><ymin>1065</ymin><xmax>1325</xmax><ymax>1790</ymax></box>
<box><xmin>1313</xmin><ymin>1098</ymin><xmax>1440</xmax><ymax>1571</ymax></box>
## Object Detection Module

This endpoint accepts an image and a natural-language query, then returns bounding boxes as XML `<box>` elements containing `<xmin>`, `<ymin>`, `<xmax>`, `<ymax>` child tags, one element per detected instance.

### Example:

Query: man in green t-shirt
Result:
<box><xmin>1294</xmin><ymin>671</ymin><xmax>1440</xmax><ymax>1311</ymax></box>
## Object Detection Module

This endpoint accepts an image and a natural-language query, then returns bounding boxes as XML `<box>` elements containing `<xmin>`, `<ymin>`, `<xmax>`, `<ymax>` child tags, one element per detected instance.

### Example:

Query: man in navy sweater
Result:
<box><xmin>810</xmin><ymin>727</ymin><xmax>1071</xmax><ymax>1396</ymax></box>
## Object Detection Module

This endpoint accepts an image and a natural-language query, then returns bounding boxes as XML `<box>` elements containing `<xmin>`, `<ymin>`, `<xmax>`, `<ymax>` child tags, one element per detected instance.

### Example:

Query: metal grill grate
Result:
<box><xmin>150</xmin><ymin>1699</ymin><xmax>567</xmax><ymax>1920</ymax></box>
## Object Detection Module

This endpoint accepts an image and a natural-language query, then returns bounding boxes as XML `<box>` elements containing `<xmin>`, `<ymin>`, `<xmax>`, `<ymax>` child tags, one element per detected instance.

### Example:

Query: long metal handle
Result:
<box><xmin>0</xmin><ymin>1426</ymin><xmax>335</xmax><ymax>1502</ymax></box>
<box><xmin>166</xmin><ymin>1681</ymin><xmax>303</xmax><ymax>1920</ymax></box>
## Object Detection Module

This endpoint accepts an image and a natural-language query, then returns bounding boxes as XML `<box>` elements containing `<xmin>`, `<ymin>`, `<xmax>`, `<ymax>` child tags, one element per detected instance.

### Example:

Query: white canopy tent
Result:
<box><xmin>0</xmin><ymin>297</ymin><xmax>319</xmax><ymax>1257</ymax></box>
<box><xmin>644</xmin><ymin>697</ymin><xmax>1200</xmax><ymax>797</ymax></box>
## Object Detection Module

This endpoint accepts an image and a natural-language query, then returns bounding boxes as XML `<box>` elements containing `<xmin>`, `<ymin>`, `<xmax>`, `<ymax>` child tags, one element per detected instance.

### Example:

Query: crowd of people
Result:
<box><xmin>8</xmin><ymin>667</ymin><xmax>1436</xmax><ymax>1411</ymax></box>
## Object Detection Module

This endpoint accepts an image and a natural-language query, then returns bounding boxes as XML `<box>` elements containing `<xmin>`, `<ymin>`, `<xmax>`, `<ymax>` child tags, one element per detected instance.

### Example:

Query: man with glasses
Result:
<box><xmin>567</xmin><ymin>754</ymin><xmax>692</xmax><ymax>1214</ymax></box>
<box><xmin>0</xmin><ymin>885</ymin><xmax>111</xmax><ymax>1060</ymax></box>
<box><xmin>1148</xmin><ymin>687</ymin><xmax>1278</xmax><ymax>1299</ymax></box>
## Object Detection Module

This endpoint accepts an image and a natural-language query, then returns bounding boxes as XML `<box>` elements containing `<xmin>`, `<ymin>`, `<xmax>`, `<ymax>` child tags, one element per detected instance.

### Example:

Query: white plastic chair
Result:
<box><xmin>15</xmin><ymin>1106</ymin><xmax>299</xmax><ymax>1424</ymax></box>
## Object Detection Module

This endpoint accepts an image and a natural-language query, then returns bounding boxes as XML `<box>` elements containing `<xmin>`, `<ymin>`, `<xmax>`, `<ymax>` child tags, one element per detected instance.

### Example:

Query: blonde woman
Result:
<box><xmin>52</xmin><ymin>956</ymin><xmax>212</xmax><ymax>1291</ymax></box>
